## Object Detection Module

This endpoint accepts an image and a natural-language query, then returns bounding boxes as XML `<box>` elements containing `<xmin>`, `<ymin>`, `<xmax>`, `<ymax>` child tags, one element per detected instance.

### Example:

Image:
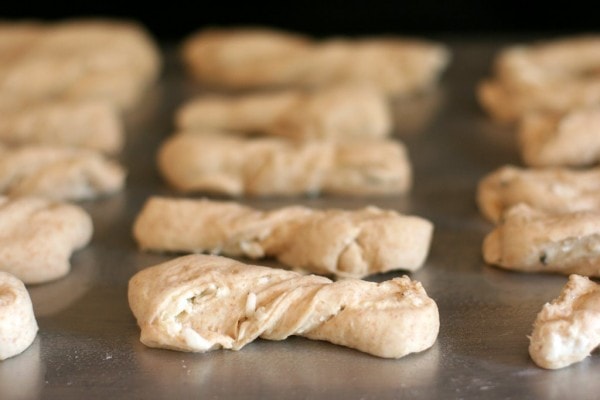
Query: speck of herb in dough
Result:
<box><xmin>539</xmin><ymin>252</ymin><xmax>548</xmax><ymax>265</ymax></box>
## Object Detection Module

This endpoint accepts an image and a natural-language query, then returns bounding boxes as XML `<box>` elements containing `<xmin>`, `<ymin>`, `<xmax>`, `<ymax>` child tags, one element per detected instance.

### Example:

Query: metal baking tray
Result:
<box><xmin>1</xmin><ymin>37</ymin><xmax>599</xmax><ymax>400</ymax></box>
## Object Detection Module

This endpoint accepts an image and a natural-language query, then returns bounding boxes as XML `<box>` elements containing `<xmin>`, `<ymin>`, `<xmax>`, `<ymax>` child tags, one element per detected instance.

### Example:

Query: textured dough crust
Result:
<box><xmin>0</xmin><ymin>144</ymin><xmax>125</xmax><ymax>200</ymax></box>
<box><xmin>529</xmin><ymin>274</ymin><xmax>600</xmax><ymax>369</ymax></box>
<box><xmin>133</xmin><ymin>197</ymin><xmax>433</xmax><ymax>279</ymax></box>
<box><xmin>483</xmin><ymin>204</ymin><xmax>600</xmax><ymax>277</ymax></box>
<box><xmin>0</xmin><ymin>271</ymin><xmax>38</xmax><ymax>360</ymax></box>
<box><xmin>0</xmin><ymin>196</ymin><xmax>92</xmax><ymax>284</ymax></box>
<box><xmin>176</xmin><ymin>84</ymin><xmax>391</xmax><ymax>140</ymax></box>
<box><xmin>0</xmin><ymin>100</ymin><xmax>122</xmax><ymax>153</ymax></box>
<box><xmin>0</xmin><ymin>19</ymin><xmax>160</xmax><ymax>110</ymax></box>
<box><xmin>182</xmin><ymin>27</ymin><xmax>449</xmax><ymax>96</ymax></box>
<box><xmin>518</xmin><ymin>107</ymin><xmax>600</xmax><ymax>167</ymax></box>
<box><xmin>478</xmin><ymin>36</ymin><xmax>600</xmax><ymax>122</ymax></box>
<box><xmin>158</xmin><ymin>133</ymin><xmax>411</xmax><ymax>196</ymax></box>
<box><xmin>128</xmin><ymin>254</ymin><xmax>439</xmax><ymax>358</ymax></box>
<box><xmin>477</xmin><ymin>165</ymin><xmax>600</xmax><ymax>223</ymax></box>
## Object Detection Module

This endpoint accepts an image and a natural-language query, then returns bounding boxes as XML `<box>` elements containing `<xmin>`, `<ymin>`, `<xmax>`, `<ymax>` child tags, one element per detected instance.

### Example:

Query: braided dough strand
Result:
<box><xmin>530</xmin><ymin>274</ymin><xmax>600</xmax><ymax>369</ymax></box>
<box><xmin>478</xmin><ymin>36</ymin><xmax>600</xmax><ymax>122</ymax></box>
<box><xmin>176</xmin><ymin>84</ymin><xmax>391</xmax><ymax>140</ymax></box>
<box><xmin>0</xmin><ymin>196</ymin><xmax>92</xmax><ymax>284</ymax></box>
<box><xmin>128</xmin><ymin>254</ymin><xmax>439</xmax><ymax>358</ymax></box>
<box><xmin>0</xmin><ymin>144</ymin><xmax>125</xmax><ymax>200</ymax></box>
<box><xmin>483</xmin><ymin>204</ymin><xmax>600</xmax><ymax>277</ymax></box>
<box><xmin>0</xmin><ymin>272</ymin><xmax>38</xmax><ymax>360</ymax></box>
<box><xmin>133</xmin><ymin>197</ymin><xmax>433</xmax><ymax>278</ymax></box>
<box><xmin>477</xmin><ymin>165</ymin><xmax>600</xmax><ymax>223</ymax></box>
<box><xmin>158</xmin><ymin>133</ymin><xmax>411</xmax><ymax>196</ymax></box>
<box><xmin>182</xmin><ymin>27</ymin><xmax>449</xmax><ymax>96</ymax></box>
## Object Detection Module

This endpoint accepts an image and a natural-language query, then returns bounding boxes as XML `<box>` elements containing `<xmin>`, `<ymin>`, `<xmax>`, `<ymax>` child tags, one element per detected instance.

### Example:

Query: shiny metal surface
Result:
<box><xmin>2</xmin><ymin>38</ymin><xmax>599</xmax><ymax>399</ymax></box>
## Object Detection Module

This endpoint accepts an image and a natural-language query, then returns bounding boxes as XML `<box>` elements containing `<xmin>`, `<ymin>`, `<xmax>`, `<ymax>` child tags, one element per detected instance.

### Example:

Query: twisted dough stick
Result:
<box><xmin>483</xmin><ymin>204</ymin><xmax>600</xmax><ymax>277</ymax></box>
<box><xmin>477</xmin><ymin>165</ymin><xmax>600</xmax><ymax>223</ymax></box>
<box><xmin>133</xmin><ymin>197</ymin><xmax>433</xmax><ymax>279</ymax></box>
<box><xmin>158</xmin><ymin>133</ymin><xmax>411</xmax><ymax>196</ymax></box>
<box><xmin>0</xmin><ymin>19</ymin><xmax>160</xmax><ymax>110</ymax></box>
<box><xmin>478</xmin><ymin>35</ymin><xmax>600</xmax><ymax>122</ymax></box>
<box><xmin>176</xmin><ymin>84</ymin><xmax>391</xmax><ymax>140</ymax></box>
<box><xmin>182</xmin><ymin>27</ymin><xmax>450</xmax><ymax>96</ymax></box>
<box><xmin>128</xmin><ymin>254</ymin><xmax>439</xmax><ymax>358</ymax></box>
<box><xmin>0</xmin><ymin>144</ymin><xmax>125</xmax><ymax>200</ymax></box>
<box><xmin>0</xmin><ymin>100</ymin><xmax>122</xmax><ymax>154</ymax></box>
<box><xmin>518</xmin><ymin>106</ymin><xmax>600</xmax><ymax>167</ymax></box>
<box><xmin>530</xmin><ymin>274</ymin><xmax>600</xmax><ymax>369</ymax></box>
<box><xmin>0</xmin><ymin>272</ymin><xmax>38</xmax><ymax>360</ymax></box>
<box><xmin>0</xmin><ymin>196</ymin><xmax>92</xmax><ymax>284</ymax></box>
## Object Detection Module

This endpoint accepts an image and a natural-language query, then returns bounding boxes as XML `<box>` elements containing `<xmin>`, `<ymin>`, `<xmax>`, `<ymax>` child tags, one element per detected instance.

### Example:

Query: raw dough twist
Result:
<box><xmin>176</xmin><ymin>84</ymin><xmax>391</xmax><ymax>140</ymax></box>
<box><xmin>0</xmin><ymin>19</ymin><xmax>160</xmax><ymax>110</ymax></box>
<box><xmin>477</xmin><ymin>165</ymin><xmax>600</xmax><ymax>223</ymax></box>
<box><xmin>158</xmin><ymin>133</ymin><xmax>411</xmax><ymax>196</ymax></box>
<box><xmin>530</xmin><ymin>274</ymin><xmax>600</xmax><ymax>369</ymax></box>
<box><xmin>0</xmin><ymin>196</ymin><xmax>92</xmax><ymax>284</ymax></box>
<box><xmin>483</xmin><ymin>204</ymin><xmax>600</xmax><ymax>277</ymax></box>
<box><xmin>0</xmin><ymin>100</ymin><xmax>122</xmax><ymax>153</ymax></box>
<box><xmin>518</xmin><ymin>106</ymin><xmax>600</xmax><ymax>167</ymax></box>
<box><xmin>0</xmin><ymin>144</ymin><xmax>125</xmax><ymax>200</ymax></box>
<box><xmin>182</xmin><ymin>27</ymin><xmax>450</xmax><ymax>96</ymax></box>
<box><xmin>128</xmin><ymin>254</ymin><xmax>439</xmax><ymax>359</ymax></box>
<box><xmin>133</xmin><ymin>197</ymin><xmax>433</xmax><ymax>279</ymax></box>
<box><xmin>0</xmin><ymin>271</ymin><xmax>38</xmax><ymax>360</ymax></box>
<box><xmin>478</xmin><ymin>35</ymin><xmax>600</xmax><ymax>122</ymax></box>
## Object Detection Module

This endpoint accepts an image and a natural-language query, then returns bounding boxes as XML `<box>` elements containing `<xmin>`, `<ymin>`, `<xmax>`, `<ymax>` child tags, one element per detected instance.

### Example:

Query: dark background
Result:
<box><xmin>3</xmin><ymin>1</ymin><xmax>599</xmax><ymax>40</ymax></box>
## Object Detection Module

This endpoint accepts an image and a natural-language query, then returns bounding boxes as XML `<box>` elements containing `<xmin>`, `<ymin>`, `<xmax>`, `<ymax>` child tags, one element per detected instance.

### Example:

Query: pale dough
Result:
<box><xmin>0</xmin><ymin>196</ymin><xmax>92</xmax><ymax>284</ymax></box>
<box><xmin>518</xmin><ymin>106</ymin><xmax>600</xmax><ymax>167</ymax></box>
<box><xmin>0</xmin><ymin>100</ymin><xmax>122</xmax><ymax>153</ymax></box>
<box><xmin>128</xmin><ymin>254</ymin><xmax>439</xmax><ymax>358</ymax></box>
<box><xmin>478</xmin><ymin>35</ymin><xmax>600</xmax><ymax>122</ymax></box>
<box><xmin>483</xmin><ymin>204</ymin><xmax>600</xmax><ymax>277</ymax></box>
<box><xmin>133</xmin><ymin>197</ymin><xmax>433</xmax><ymax>279</ymax></box>
<box><xmin>158</xmin><ymin>133</ymin><xmax>411</xmax><ymax>196</ymax></box>
<box><xmin>477</xmin><ymin>165</ymin><xmax>600</xmax><ymax>223</ymax></box>
<box><xmin>0</xmin><ymin>271</ymin><xmax>38</xmax><ymax>360</ymax></box>
<box><xmin>182</xmin><ymin>27</ymin><xmax>449</xmax><ymax>95</ymax></box>
<box><xmin>176</xmin><ymin>84</ymin><xmax>391</xmax><ymax>140</ymax></box>
<box><xmin>0</xmin><ymin>19</ymin><xmax>160</xmax><ymax>110</ymax></box>
<box><xmin>0</xmin><ymin>144</ymin><xmax>125</xmax><ymax>200</ymax></box>
<box><xmin>529</xmin><ymin>274</ymin><xmax>600</xmax><ymax>369</ymax></box>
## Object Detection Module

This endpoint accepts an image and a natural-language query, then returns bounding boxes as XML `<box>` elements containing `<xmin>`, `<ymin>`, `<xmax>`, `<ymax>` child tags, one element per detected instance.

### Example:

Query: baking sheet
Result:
<box><xmin>2</xmin><ymin>37</ymin><xmax>599</xmax><ymax>400</ymax></box>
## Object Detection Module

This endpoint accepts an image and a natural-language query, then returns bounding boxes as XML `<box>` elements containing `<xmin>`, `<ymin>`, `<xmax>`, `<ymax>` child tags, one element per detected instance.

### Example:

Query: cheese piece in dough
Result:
<box><xmin>128</xmin><ymin>254</ymin><xmax>439</xmax><ymax>359</ymax></box>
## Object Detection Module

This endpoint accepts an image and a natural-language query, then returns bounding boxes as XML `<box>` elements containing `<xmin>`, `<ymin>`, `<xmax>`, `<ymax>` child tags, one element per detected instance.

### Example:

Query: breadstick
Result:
<box><xmin>176</xmin><ymin>84</ymin><xmax>391</xmax><ymax>140</ymax></box>
<box><xmin>133</xmin><ymin>197</ymin><xmax>433</xmax><ymax>279</ymax></box>
<box><xmin>0</xmin><ymin>272</ymin><xmax>38</xmax><ymax>360</ymax></box>
<box><xmin>477</xmin><ymin>165</ymin><xmax>600</xmax><ymax>223</ymax></box>
<box><xmin>483</xmin><ymin>204</ymin><xmax>600</xmax><ymax>276</ymax></box>
<box><xmin>158</xmin><ymin>133</ymin><xmax>411</xmax><ymax>196</ymax></box>
<box><xmin>478</xmin><ymin>36</ymin><xmax>600</xmax><ymax>122</ymax></box>
<box><xmin>0</xmin><ymin>100</ymin><xmax>122</xmax><ymax>153</ymax></box>
<box><xmin>0</xmin><ymin>144</ymin><xmax>125</xmax><ymax>200</ymax></box>
<box><xmin>529</xmin><ymin>274</ymin><xmax>600</xmax><ymax>369</ymax></box>
<box><xmin>182</xmin><ymin>27</ymin><xmax>449</xmax><ymax>96</ymax></box>
<box><xmin>0</xmin><ymin>19</ymin><xmax>160</xmax><ymax>110</ymax></box>
<box><xmin>518</xmin><ymin>107</ymin><xmax>600</xmax><ymax>167</ymax></box>
<box><xmin>128</xmin><ymin>254</ymin><xmax>439</xmax><ymax>359</ymax></box>
<box><xmin>0</xmin><ymin>196</ymin><xmax>92</xmax><ymax>284</ymax></box>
